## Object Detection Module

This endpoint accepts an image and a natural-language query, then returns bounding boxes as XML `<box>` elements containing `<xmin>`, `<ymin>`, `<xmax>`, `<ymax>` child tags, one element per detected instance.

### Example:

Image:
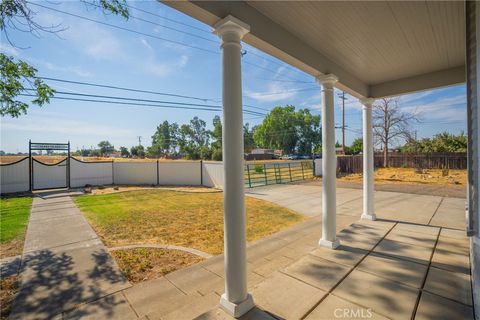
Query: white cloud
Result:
<box><xmin>138</xmin><ymin>38</ymin><xmax>189</xmax><ymax>77</ymax></box>
<box><xmin>1</xmin><ymin>116</ymin><xmax>133</xmax><ymax>138</ymax></box>
<box><xmin>245</xmin><ymin>83</ymin><xmax>298</xmax><ymax>102</ymax></box>
<box><xmin>27</xmin><ymin>57</ymin><xmax>93</xmax><ymax>77</ymax></box>
<box><xmin>0</xmin><ymin>43</ymin><xmax>19</xmax><ymax>56</ymax></box>
<box><xmin>401</xmin><ymin>95</ymin><xmax>466</xmax><ymax>122</ymax></box>
<box><xmin>66</xmin><ymin>21</ymin><xmax>123</xmax><ymax>61</ymax></box>
<box><xmin>178</xmin><ymin>55</ymin><xmax>189</xmax><ymax>67</ymax></box>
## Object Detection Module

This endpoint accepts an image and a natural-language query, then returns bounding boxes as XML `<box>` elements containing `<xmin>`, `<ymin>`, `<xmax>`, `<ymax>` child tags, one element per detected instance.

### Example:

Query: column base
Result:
<box><xmin>361</xmin><ymin>213</ymin><xmax>377</xmax><ymax>221</ymax></box>
<box><xmin>319</xmin><ymin>238</ymin><xmax>340</xmax><ymax>249</ymax></box>
<box><xmin>219</xmin><ymin>293</ymin><xmax>254</xmax><ymax>318</ymax></box>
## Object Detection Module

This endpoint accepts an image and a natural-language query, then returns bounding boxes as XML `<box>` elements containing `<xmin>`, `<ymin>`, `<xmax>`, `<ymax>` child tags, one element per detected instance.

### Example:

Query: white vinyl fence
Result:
<box><xmin>0</xmin><ymin>158</ymin><xmax>320</xmax><ymax>194</ymax></box>
<box><xmin>113</xmin><ymin>162</ymin><xmax>158</xmax><ymax>185</ymax></box>
<box><xmin>202</xmin><ymin>161</ymin><xmax>224</xmax><ymax>188</ymax></box>
<box><xmin>314</xmin><ymin>159</ymin><xmax>322</xmax><ymax>176</ymax></box>
<box><xmin>70</xmin><ymin>158</ymin><xmax>113</xmax><ymax>188</ymax></box>
<box><xmin>0</xmin><ymin>157</ymin><xmax>30</xmax><ymax>194</ymax></box>
<box><xmin>158</xmin><ymin>161</ymin><xmax>202</xmax><ymax>185</ymax></box>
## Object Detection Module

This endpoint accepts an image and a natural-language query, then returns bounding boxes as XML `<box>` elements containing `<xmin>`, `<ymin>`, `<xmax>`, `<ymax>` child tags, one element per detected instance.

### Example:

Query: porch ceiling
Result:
<box><xmin>162</xmin><ymin>1</ymin><xmax>466</xmax><ymax>99</ymax></box>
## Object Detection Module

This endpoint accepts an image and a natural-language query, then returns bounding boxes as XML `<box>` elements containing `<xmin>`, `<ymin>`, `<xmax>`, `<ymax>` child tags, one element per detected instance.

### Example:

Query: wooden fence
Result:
<box><xmin>337</xmin><ymin>152</ymin><xmax>467</xmax><ymax>174</ymax></box>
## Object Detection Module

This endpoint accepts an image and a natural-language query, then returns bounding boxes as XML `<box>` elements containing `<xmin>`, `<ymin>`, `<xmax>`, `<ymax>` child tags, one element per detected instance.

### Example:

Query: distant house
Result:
<box><xmin>251</xmin><ymin>148</ymin><xmax>274</xmax><ymax>155</ymax></box>
<box><xmin>106</xmin><ymin>151</ymin><xmax>122</xmax><ymax>158</ymax></box>
<box><xmin>246</xmin><ymin>149</ymin><xmax>274</xmax><ymax>161</ymax></box>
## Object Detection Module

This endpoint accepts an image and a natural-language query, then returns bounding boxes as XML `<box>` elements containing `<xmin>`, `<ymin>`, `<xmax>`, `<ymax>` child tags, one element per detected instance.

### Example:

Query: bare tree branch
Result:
<box><xmin>373</xmin><ymin>97</ymin><xmax>420</xmax><ymax>166</ymax></box>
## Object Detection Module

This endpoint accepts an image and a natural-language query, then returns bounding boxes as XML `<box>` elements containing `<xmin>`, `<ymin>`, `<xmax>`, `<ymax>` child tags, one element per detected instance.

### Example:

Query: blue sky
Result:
<box><xmin>0</xmin><ymin>1</ymin><xmax>467</xmax><ymax>153</ymax></box>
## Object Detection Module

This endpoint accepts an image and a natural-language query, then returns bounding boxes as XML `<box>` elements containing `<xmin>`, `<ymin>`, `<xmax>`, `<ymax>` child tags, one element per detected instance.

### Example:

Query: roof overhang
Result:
<box><xmin>162</xmin><ymin>1</ymin><xmax>466</xmax><ymax>99</ymax></box>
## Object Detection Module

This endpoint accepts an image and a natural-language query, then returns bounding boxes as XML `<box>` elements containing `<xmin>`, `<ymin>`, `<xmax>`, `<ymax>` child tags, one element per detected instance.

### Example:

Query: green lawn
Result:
<box><xmin>0</xmin><ymin>196</ymin><xmax>33</xmax><ymax>258</ymax></box>
<box><xmin>74</xmin><ymin>189</ymin><xmax>305</xmax><ymax>255</ymax></box>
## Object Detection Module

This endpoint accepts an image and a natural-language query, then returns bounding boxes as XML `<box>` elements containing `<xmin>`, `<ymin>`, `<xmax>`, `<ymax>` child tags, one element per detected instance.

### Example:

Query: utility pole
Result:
<box><xmin>137</xmin><ymin>136</ymin><xmax>142</xmax><ymax>146</ymax></box>
<box><xmin>337</xmin><ymin>91</ymin><xmax>347</xmax><ymax>153</ymax></box>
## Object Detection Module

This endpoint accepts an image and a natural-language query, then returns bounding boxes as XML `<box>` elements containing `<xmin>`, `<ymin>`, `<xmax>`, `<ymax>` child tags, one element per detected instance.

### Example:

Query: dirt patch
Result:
<box><xmin>111</xmin><ymin>248</ymin><xmax>203</xmax><ymax>283</ymax></box>
<box><xmin>0</xmin><ymin>240</ymin><xmax>23</xmax><ymax>260</ymax></box>
<box><xmin>88</xmin><ymin>185</ymin><xmax>220</xmax><ymax>195</ymax></box>
<box><xmin>338</xmin><ymin>168</ymin><xmax>467</xmax><ymax>186</ymax></box>
<box><xmin>0</xmin><ymin>275</ymin><xmax>19</xmax><ymax>320</ymax></box>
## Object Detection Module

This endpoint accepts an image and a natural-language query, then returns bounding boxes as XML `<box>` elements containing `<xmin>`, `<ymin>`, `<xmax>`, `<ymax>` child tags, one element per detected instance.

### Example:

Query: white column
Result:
<box><xmin>360</xmin><ymin>98</ymin><xmax>376</xmax><ymax>220</ymax></box>
<box><xmin>317</xmin><ymin>74</ymin><xmax>340</xmax><ymax>249</ymax></box>
<box><xmin>213</xmin><ymin>15</ymin><xmax>254</xmax><ymax>318</ymax></box>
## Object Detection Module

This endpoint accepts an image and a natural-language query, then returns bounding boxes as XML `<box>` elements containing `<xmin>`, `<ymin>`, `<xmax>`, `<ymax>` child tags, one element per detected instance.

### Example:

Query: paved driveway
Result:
<box><xmin>246</xmin><ymin>183</ymin><xmax>467</xmax><ymax>230</ymax></box>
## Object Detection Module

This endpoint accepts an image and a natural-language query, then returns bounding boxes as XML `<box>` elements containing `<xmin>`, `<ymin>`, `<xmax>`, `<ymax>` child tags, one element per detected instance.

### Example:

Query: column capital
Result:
<box><xmin>213</xmin><ymin>15</ymin><xmax>250</xmax><ymax>40</ymax></box>
<box><xmin>359</xmin><ymin>97</ymin><xmax>375</xmax><ymax>107</ymax></box>
<box><xmin>316</xmin><ymin>74</ymin><xmax>338</xmax><ymax>89</ymax></box>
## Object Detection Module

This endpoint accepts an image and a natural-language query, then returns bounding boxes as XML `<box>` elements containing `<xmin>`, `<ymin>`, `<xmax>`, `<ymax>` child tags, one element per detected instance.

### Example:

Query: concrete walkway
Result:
<box><xmin>10</xmin><ymin>191</ymin><xmax>131</xmax><ymax>320</ymax></box>
<box><xmin>12</xmin><ymin>185</ymin><xmax>472</xmax><ymax>319</ymax></box>
<box><xmin>246</xmin><ymin>184</ymin><xmax>467</xmax><ymax>230</ymax></box>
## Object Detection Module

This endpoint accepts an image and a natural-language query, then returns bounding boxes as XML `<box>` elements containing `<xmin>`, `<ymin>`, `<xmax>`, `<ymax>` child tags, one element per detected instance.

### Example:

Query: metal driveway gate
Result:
<box><xmin>29</xmin><ymin>141</ymin><xmax>70</xmax><ymax>191</ymax></box>
<box><xmin>244</xmin><ymin>161</ymin><xmax>314</xmax><ymax>188</ymax></box>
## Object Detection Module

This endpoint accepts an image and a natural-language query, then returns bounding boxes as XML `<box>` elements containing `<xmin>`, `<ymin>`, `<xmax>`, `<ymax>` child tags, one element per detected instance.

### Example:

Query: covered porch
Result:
<box><xmin>157</xmin><ymin>1</ymin><xmax>478</xmax><ymax>319</ymax></box>
<box><xmin>60</xmin><ymin>183</ymin><xmax>472</xmax><ymax>319</ymax></box>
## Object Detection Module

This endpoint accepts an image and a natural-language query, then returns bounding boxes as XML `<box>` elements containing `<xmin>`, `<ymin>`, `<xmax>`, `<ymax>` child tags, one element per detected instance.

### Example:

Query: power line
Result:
<box><xmin>28</xmin><ymin>2</ymin><xmax>219</xmax><ymax>54</ymax></box>
<box><xmin>29</xmin><ymin>2</ymin><xmax>310</xmax><ymax>84</ymax></box>
<box><xmin>244</xmin><ymin>86</ymin><xmax>318</xmax><ymax>97</ymax></box>
<box><xmin>84</xmin><ymin>1</ymin><xmax>217</xmax><ymax>44</ymax></box>
<box><xmin>125</xmin><ymin>3</ymin><xmax>212</xmax><ymax>35</ymax></box>
<box><xmin>19</xmin><ymin>94</ymin><xmax>261</xmax><ymax>116</ymax></box>
<box><xmin>26</xmin><ymin>89</ymin><xmax>269</xmax><ymax>115</ymax></box>
<box><xmin>38</xmin><ymin>77</ymin><xmax>271</xmax><ymax>113</ymax></box>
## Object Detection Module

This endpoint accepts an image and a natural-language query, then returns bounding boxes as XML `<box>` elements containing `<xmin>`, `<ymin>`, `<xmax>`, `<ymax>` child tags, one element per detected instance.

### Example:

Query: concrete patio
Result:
<box><xmin>11</xmin><ymin>184</ymin><xmax>471</xmax><ymax>319</ymax></box>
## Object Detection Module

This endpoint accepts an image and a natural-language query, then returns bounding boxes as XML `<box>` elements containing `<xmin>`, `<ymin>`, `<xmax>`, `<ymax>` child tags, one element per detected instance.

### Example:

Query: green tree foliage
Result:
<box><xmin>0</xmin><ymin>0</ymin><xmax>128</xmax><ymax>117</ymax></box>
<box><xmin>0</xmin><ymin>54</ymin><xmax>55</xmax><ymax>117</ymax></box>
<box><xmin>119</xmin><ymin>146</ymin><xmax>130</xmax><ymax>157</ymax></box>
<box><xmin>346</xmin><ymin>138</ymin><xmax>363</xmax><ymax>155</ymax></box>
<box><xmin>401</xmin><ymin>132</ymin><xmax>467</xmax><ymax>153</ymax></box>
<box><xmin>296</xmin><ymin>109</ymin><xmax>322</xmax><ymax>155</ymax></box>
<box><xmin>210</xmin><ymin>115</ymin><xmax>222</xmax><ymax>160</ymax></box>
<box><xmin>148</xmin><ymin>121</ymin><xmax>179</xmax><ymax>156</ymax></box>
<box><xmin>253</xmin><ymin>106</ymin><xmax>321</xmax><ymax>154</ymax></box>
<box><xmin>130</xmin><ymin>145</ymin><xmax>145</xmax><ymax>158</ymax></box>
<box><xmin>98</xmin><ymin>140</ymin><xmax>114</xmax><ymax>155</ymax></box>
<box><xmin>243</xmin><ymin>123</ymin><xmax>256</xmax><ymax>154</ymax></box>
<box><xmin>178</xmin><ymin>117</ymin><xmax>211</xmax><ymax>160</ymax></box>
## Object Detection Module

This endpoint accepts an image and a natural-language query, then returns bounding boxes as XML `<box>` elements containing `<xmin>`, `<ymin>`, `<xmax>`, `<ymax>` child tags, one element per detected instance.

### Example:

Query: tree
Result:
<box><xmin>401</xmin><ymin>132</ymin><xmax>467</xmax><ymax>153</ymax></box>
<box><xmin>149</xmin><ymin>121</ymin><xmax>179</xmax><ymax>156</ymax></box>
<box><xmin>178</xmin><ymin>117</ymin><xmax>210</xmax><ymax>160</ymax></box>
<box><xmin>346</xmin><ymin>138</ymin><xmax>363</xmax><ymax>155</ymax></box>
<box><xmin>0</xmin><ymin>0</ymin><xmax>129</xmax><ymax>117</ymax></box>
<box><xmin>119</xmin><ymin>146</ymin><xmax>130</xmax><ymax>157</ymax></box>
<box><xmin>130</xmin><ymin>145</ymin><xmax>145</xmax><ymax>158</ymax></box>
<box><xmin>210</xmin><ymin>115</ymin><xmax>222</xmax><ymax>160</ymax></box>
<box><xmin>295</xmin><ymin>109</ymin><xmax>321</xmax><ymax>155</ymax></box>
<box><xmin>253</xmin><ymin>106</ymin><xmax>321</xmax><ymax>154</ymax></box>
<box><xmin>98</xmin><ymin>140</ymin><xmax>114</xmax><ymax>156</ymax></box>
<box><xmin>254</xmin><ymin>106</ymin><xmax>299</xmax><ymax>154</ymax></box>
<box><xmin>373</xmin><ymin>98</ymin><xmax>419</xmax><ymax>166</ymax></box>
<box><xmin>243</xmin><ymin>123</ymin><xmax>256</xmax><ymax>154</ymax></box>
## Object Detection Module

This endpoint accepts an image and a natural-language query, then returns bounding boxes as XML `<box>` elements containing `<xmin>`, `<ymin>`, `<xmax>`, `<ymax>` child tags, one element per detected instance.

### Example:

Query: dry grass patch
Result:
<box><xmin>111</xmin><ymin>248</ymin><xmax>203</xmax><ymax>283</ymax></box>
<box><xmin>0</xmin><ymin>275</ymin><xmax>19</xmax><ymax>320</ymax></box>
<box><xmin>74</xmin><ymin>189</ymin><xmax>304</xmax><ymax>255</ymax></box>
<box><xmin>338</xmin><ymin>168</ymin><xmax>467</xmax><ymax>186</ymax></box>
